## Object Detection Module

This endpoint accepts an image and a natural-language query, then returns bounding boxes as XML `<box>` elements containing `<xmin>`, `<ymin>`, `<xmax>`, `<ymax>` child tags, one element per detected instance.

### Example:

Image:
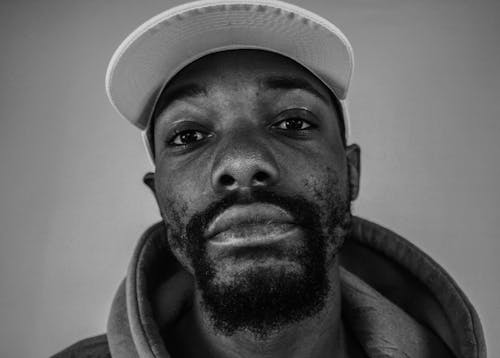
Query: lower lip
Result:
<box><xmin>208</xmin><ymin>223</ymin><xmax>301</xmax><ymax>247</ymax></box>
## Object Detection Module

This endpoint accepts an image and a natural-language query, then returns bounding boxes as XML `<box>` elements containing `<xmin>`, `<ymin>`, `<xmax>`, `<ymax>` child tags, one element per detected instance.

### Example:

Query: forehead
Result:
<box><xmin>156</xmin><ymin>49</ymin><xmax>334</xmax><ymax>109</ymax></box>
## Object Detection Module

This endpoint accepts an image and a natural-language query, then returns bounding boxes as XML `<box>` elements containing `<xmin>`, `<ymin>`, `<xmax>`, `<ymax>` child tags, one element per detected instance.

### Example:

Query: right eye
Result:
<box><xmin>169</xmin><ymin>129</ymin><xmax>210</xmax><ymax>146</ymax></box>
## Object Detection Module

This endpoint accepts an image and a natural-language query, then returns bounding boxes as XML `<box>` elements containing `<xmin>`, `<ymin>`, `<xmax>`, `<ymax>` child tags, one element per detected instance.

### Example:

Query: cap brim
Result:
<box><xmin>106</xmin><ymin>0</ymin><xmax>354</xmax><ymax>132</ymax></box>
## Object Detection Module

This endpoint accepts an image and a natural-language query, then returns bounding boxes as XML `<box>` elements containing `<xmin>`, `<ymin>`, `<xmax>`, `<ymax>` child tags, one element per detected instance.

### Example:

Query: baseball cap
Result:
<box><xmin>105</xmin><ymin>0</ymin><xmax>354</xmax><ymax>161</ymax></box>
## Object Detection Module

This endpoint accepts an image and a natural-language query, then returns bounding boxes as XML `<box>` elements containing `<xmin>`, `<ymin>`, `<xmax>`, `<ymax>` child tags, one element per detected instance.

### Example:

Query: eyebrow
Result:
<box><xmin>153</xmin><ymin>83</ymin><xmax>208</xmax><ymax>119</ymax></box>
<box><xmin>259</xmin><ymin>76</ymin><xmax>330</xmax><ymax>104</ymax></box>
<box><xmin>153</xmin><ymin>75</ymin><xmax>331</xmax><ymax>120</ymax></box>
<box><xmin>148</xmin><ymin>74</ymin><xmax>341</xmax><ymax>156</ymax></box>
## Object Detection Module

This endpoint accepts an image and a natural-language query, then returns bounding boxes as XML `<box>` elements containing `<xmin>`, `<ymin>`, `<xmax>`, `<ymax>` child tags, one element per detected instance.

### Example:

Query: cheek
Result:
<box><xmin>298</xmin><ymin>163</ymin><xmax>350</xmax><ymax>246</ymax></box>
<box><xmin>155</xmin><ymin>167</ymin><xmax>205</xmax><ymax>229</ymax></box>
<box><xmin>155</xmin><ymin>156</ymin><xmax>212</xmax><ymax>212</ymax></box>
<box><xmin>301</xmin><ymin>163</ymin><xmax>334</xmax><ymax>189</ymax></box>
<box><xmin>155</xmin><ymin>172</ymin><xmax>193</xmax><ymax>252</ymax></box>
<box><xmin>156</xmin><ymin>188</ymin><xmax>197</xmax><ymax>272</ymax></box>
<box><xmin>156</xmin><ymin>183</ymin><xmax>188</xmax><ymax>231</ymax></box>
<box><xmin>154</xmin><ymin>168</ymin><xmax>211</xmax><ymax>269</ymax></box>
<box><xmin>277</xmin><ymin>138</ymin><xmax>347</xmax><ymax>196</ymax></box>
<box><xmin>295</xmin><ymin>156</ymin><xmax>348</xmax><ymax>202</ymax></box>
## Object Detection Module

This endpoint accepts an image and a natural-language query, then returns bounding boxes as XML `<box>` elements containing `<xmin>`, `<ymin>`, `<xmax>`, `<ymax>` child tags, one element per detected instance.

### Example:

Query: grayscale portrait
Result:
<box><xmin>1</xmin><ymin>0</ymin><xmax>497</xmax><ymax>357</ymax></box>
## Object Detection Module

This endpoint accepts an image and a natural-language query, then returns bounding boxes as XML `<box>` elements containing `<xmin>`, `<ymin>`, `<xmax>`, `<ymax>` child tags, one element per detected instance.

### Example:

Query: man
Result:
<box><xmin>54</xmin><ymin>0</ymin><xmax>486</xmax><ymax>357</ymax></box>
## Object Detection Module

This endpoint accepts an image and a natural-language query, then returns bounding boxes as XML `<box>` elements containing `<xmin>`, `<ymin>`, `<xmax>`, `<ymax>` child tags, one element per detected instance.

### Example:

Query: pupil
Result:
<box><xmin>287</xmin><ymin>119</ymin><xmax>302</xmax><ymax>129</ymax></box>
<box><xmin>181</xmin><ymin>131</ymin><xmax>197</xmax><ymax>143</ymax></box>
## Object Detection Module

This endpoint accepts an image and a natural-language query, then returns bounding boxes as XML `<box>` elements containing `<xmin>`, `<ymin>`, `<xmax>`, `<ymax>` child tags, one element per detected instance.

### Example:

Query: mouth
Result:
<box><xmin>205</xmin><ymin>203</ymin><xmax>301</xmax><ymax>246</ymax></box>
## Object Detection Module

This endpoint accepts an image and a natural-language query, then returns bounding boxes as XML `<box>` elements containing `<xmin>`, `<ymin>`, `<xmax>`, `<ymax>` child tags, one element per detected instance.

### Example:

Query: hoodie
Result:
<box><xmin>53</xmin><ymin>216</ymin><xmax>486</xmax><ymax>358</ymax></box>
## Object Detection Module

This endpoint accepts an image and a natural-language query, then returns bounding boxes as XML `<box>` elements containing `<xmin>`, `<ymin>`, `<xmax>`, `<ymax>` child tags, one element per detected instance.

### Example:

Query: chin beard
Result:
<box><xmin>171</xmin><ymin>188</ymin><xmax>350</xmax><ymax>338</ymax></box>
<box><xmin>194</xmin><ymin>231</ymin><xmax>330</xmax><ymax>338</ymax></box>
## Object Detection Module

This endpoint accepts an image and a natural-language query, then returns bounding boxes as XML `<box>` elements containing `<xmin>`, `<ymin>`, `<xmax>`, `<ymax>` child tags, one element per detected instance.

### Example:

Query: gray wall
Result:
<box><xmin>0</xmin><ymin>0</ymin><xmax>498</xmax><ymax>356</ymax></box>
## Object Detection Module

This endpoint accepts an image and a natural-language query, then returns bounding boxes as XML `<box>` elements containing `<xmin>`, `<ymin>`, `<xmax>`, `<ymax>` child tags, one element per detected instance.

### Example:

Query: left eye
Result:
<box><xmin>273</xmin><ymin>118</ymin><xmax>313</xmax><ymax>130</ymax></box>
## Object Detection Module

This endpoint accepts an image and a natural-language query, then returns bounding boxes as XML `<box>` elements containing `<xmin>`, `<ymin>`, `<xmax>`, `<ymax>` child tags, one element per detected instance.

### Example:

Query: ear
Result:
<box><xmin>345</xmin><ymin>144</ymin><xmax>361</xmax><ymax>201</ymax></box>
<box><xmin>143</xmin><ymin>172</ymin><xmax>156</xmax><ymax>195</ymax></box>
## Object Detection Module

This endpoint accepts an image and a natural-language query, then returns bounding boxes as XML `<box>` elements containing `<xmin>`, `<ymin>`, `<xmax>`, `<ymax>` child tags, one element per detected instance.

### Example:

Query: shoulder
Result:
<box><xmin>51</xmin><ymin>334</ymin><xmax>111</xmax><ymax>358</ymax></box>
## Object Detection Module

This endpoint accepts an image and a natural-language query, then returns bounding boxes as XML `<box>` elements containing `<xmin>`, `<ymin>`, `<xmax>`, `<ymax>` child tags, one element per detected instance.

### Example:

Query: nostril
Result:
<box><xmin>219</xmin><ymin>174</ymin><xmax>235</xmax><ymax>187</ymax></box>
<box><xmin>254</xmin><ymin>171</ymin><xmax>270</xmax><ymax>183</ymax></box>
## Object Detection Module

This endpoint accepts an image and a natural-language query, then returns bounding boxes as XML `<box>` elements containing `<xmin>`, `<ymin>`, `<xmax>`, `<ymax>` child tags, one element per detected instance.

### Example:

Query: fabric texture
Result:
<box><xmin>53</xmin><ymin>216</ymin><xmax>486</xmax><ymax>358</ymax></box>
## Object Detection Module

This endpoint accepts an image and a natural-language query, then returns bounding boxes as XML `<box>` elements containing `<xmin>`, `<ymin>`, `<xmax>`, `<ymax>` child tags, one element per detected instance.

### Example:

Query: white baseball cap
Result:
<box><xmin>105</xmin><ymin>0</ymin><xmax>354</xmax><ymax>160</ymax></box>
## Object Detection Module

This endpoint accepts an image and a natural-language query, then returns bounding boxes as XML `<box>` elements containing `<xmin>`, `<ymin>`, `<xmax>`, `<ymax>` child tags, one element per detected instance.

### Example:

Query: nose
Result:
<box><xmin>211</xmin><ymin>131</ymin><xmax>279</xmax><ymax>192</ymax></box>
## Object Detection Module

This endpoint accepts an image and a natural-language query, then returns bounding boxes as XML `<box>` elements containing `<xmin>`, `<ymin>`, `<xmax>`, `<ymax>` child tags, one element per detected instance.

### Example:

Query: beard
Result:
<box><xmin>167</xmin><ymin>187</ymin><xmax>350</xmax><ymax>338</ymax></box>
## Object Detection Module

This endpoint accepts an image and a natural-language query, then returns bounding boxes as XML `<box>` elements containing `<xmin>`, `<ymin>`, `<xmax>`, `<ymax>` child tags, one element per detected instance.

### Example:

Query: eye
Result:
<box><xmin>273</xmin><ymin>117</ymin><xmax>313</xmax><ymax>130</ymax></box>
<box><xmin>169</xmin><ymin>129</ymin><xmax>210</xmax><ymax>146</ymax></box>
<box><xmin>271</xmin><ymin>108</ymin><xmax>318</xmax><ymax>132</ymax></box>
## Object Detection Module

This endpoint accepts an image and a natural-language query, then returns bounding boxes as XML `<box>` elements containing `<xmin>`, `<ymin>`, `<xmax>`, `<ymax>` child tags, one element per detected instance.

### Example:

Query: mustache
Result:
<box><xmin>185</xmin><ymin>188</ymin><xmax>322</xmax><ymax>241</ymax></box>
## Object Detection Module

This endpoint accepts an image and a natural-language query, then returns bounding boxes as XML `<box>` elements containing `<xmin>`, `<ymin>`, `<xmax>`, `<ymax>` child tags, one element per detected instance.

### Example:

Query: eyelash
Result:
<box><xmin>167</xmin><ymin>109</ymin><xmax>317</xmax><ymax>147</ymax></box>
<box><xmin>272</xmin><ymin>117</ymin><xmax>314</xmax><ymax>130</ymax></box>
<box><xmin>168</xmin><ymin>129</ymin><xmax>211</xmax><ymax>146</ymax></box>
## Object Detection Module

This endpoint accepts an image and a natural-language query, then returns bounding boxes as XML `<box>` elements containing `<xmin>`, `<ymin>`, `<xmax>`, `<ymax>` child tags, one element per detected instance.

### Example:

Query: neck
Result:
<box><xmin>170</xmin><ymin>260</ymin><xmax>348</xmax><ymax>358</ymax></box>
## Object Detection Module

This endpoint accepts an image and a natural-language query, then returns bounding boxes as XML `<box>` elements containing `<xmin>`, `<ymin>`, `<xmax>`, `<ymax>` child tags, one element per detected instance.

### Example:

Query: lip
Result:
<box><xmin>205</xmin><ymin>203</ymin><xmax>296</xmax><ymax>240</ymax></box>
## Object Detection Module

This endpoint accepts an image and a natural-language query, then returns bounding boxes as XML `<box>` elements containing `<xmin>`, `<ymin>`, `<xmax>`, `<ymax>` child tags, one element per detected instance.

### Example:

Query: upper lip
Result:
<box><xmin>205</xmin><ymin>203</ymin><xmax>295</xmax><ymax>239</ymax></box>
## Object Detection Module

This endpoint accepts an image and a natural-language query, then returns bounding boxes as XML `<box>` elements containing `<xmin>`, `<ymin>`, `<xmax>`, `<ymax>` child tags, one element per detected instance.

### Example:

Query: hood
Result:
<box><xmin>106</xmin><ymin>216</ymin><xmax>486</xmax><ymax>358</ymax></box>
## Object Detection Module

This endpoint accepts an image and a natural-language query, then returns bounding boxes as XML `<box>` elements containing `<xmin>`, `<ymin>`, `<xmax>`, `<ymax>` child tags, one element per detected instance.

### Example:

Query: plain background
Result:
<box><xmin>0</xmin><ymin>0</ymin><xmax>498</xmax><ymax>357</ymax></box>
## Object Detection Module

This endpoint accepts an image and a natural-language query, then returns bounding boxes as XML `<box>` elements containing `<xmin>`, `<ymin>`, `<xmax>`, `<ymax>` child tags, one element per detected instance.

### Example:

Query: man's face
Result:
<box><xmin>152</xmin><ymin>50</ymin><xmax>358</xmax><ymax>336</ymax></box>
